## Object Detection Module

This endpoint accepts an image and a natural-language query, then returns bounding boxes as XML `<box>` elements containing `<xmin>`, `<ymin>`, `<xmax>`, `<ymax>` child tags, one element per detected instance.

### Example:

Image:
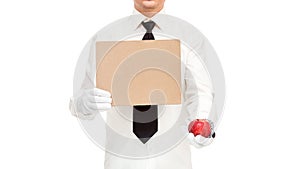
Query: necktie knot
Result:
<box><xmin>142</xmin><ymin>20</ymin><xmax>156</xmax><ymax>33</ymax></box>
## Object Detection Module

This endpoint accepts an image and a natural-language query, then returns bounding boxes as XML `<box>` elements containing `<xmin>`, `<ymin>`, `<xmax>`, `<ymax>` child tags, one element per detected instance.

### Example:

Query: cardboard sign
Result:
<box><xmin>96</xmin><ymin>40</ymin><xmax>181</xmax><ymax>106</ymax></box>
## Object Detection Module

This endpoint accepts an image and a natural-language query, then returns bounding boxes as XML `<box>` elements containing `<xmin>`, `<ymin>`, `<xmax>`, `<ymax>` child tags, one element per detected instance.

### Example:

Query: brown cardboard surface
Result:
<box><xmin>96</xmin><ymin>40</ymin><xmax>181</xmax><ymax>106</ymax></box>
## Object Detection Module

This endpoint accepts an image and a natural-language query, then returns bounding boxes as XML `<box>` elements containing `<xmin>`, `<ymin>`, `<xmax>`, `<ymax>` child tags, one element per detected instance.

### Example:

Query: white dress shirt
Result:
<box><xmin>70</xmin><ymin>9</ymin><xmax>216</xmax><ymax>169</ymax></box>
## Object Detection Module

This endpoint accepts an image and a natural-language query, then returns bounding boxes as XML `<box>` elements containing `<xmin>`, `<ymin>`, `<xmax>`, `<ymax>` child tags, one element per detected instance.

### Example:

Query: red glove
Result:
<box><xmin>188</xmin><ymin>119</ymin><xmax>215</xmax><ymax>138</ymax></box>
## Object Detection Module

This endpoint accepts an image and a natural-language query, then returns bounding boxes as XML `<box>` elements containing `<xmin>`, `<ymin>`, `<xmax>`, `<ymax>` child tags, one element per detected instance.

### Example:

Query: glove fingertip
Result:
<box><xmin>187</xmin><ymin>133</ymin><xmax>195</xmax><ymax>140</ymax></box>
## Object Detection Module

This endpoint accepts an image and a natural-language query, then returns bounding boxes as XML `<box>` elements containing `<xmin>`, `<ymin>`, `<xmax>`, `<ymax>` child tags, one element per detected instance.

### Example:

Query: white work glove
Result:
<box><xmin>187</xmin><ymin>133</ymin><xmax>214</xmax><ymax>148</ymax></box>
<box><xmin>69</xmin><ymin>88</ymin><xmax>112</xmax><ymax>120</ymax></box>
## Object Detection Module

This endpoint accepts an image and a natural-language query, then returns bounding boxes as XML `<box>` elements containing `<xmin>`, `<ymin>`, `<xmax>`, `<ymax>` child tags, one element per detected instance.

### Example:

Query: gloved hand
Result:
<box><xmin>186</xmin><ymin>119</ymin><xmax>215</xmax><ymax>148</ymax></box>
<box><xmin>70</xmin><ymin>88</ymin><xmax>112</xmax><ymax>119</ymax></box>
<box><xmin>187</xmin><ymin>133</ymin><xmax>214</xmax><ymax>148</ymax></box>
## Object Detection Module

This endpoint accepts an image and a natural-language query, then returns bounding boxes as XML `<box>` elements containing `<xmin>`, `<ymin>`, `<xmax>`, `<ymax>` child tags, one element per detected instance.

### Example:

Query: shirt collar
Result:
<box><xmin>130</xmin><ymin>8</ymin><xmax>166</xmax><ymax>31</ymax></box>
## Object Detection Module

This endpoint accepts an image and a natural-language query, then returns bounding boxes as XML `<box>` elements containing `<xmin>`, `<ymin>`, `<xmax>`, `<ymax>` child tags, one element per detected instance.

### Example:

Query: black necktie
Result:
<box><xmin>141</xmin><ymin>20</ymin><xmax>155</xmax><ymax>40</ymax></box>
<box><xmin>133</xmin><ymin>20</ymin><xmax>158</xmax><ymax>144</ymax></box>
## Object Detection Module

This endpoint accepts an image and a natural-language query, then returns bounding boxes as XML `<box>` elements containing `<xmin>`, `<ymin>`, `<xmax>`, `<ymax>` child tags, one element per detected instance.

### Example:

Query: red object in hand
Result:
<box><xmin>188</xmin><ymin>119</ymin><xmax>211</xmax><ymax>138</ymax></box>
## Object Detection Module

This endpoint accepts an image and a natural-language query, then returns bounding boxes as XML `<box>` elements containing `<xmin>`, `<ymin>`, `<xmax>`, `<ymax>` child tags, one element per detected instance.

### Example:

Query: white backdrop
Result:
<box><xmin>0</xmin><ymin>0</ymin><xmax>299</xmax><ymax>168</ymax></box>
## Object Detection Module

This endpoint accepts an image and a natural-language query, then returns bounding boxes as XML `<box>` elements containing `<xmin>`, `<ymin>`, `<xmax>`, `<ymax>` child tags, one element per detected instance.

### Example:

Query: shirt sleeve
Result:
<box><xmin>183</xmin><ymin>38</ymin><xmax>215</xmax><ymax>121</ymax></box>
<box><xmin>69</xmin><ymin>36</ymin><xmax>97</xmax><ymax>120</ymax></box>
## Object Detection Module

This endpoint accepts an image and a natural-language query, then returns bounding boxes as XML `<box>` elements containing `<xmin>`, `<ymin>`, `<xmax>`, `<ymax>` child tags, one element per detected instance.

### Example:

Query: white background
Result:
<box><xmin>0</xmin><ymin>0</ymin><xmax>299</xmax><ymax>168</ymax></box>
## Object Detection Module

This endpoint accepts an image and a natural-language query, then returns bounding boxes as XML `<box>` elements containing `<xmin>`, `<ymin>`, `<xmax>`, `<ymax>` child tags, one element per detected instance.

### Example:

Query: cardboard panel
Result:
<box><xmin>96</xmin><ymin>40</ymin><xmax>181</xmax><ymax>106</ymax></box>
